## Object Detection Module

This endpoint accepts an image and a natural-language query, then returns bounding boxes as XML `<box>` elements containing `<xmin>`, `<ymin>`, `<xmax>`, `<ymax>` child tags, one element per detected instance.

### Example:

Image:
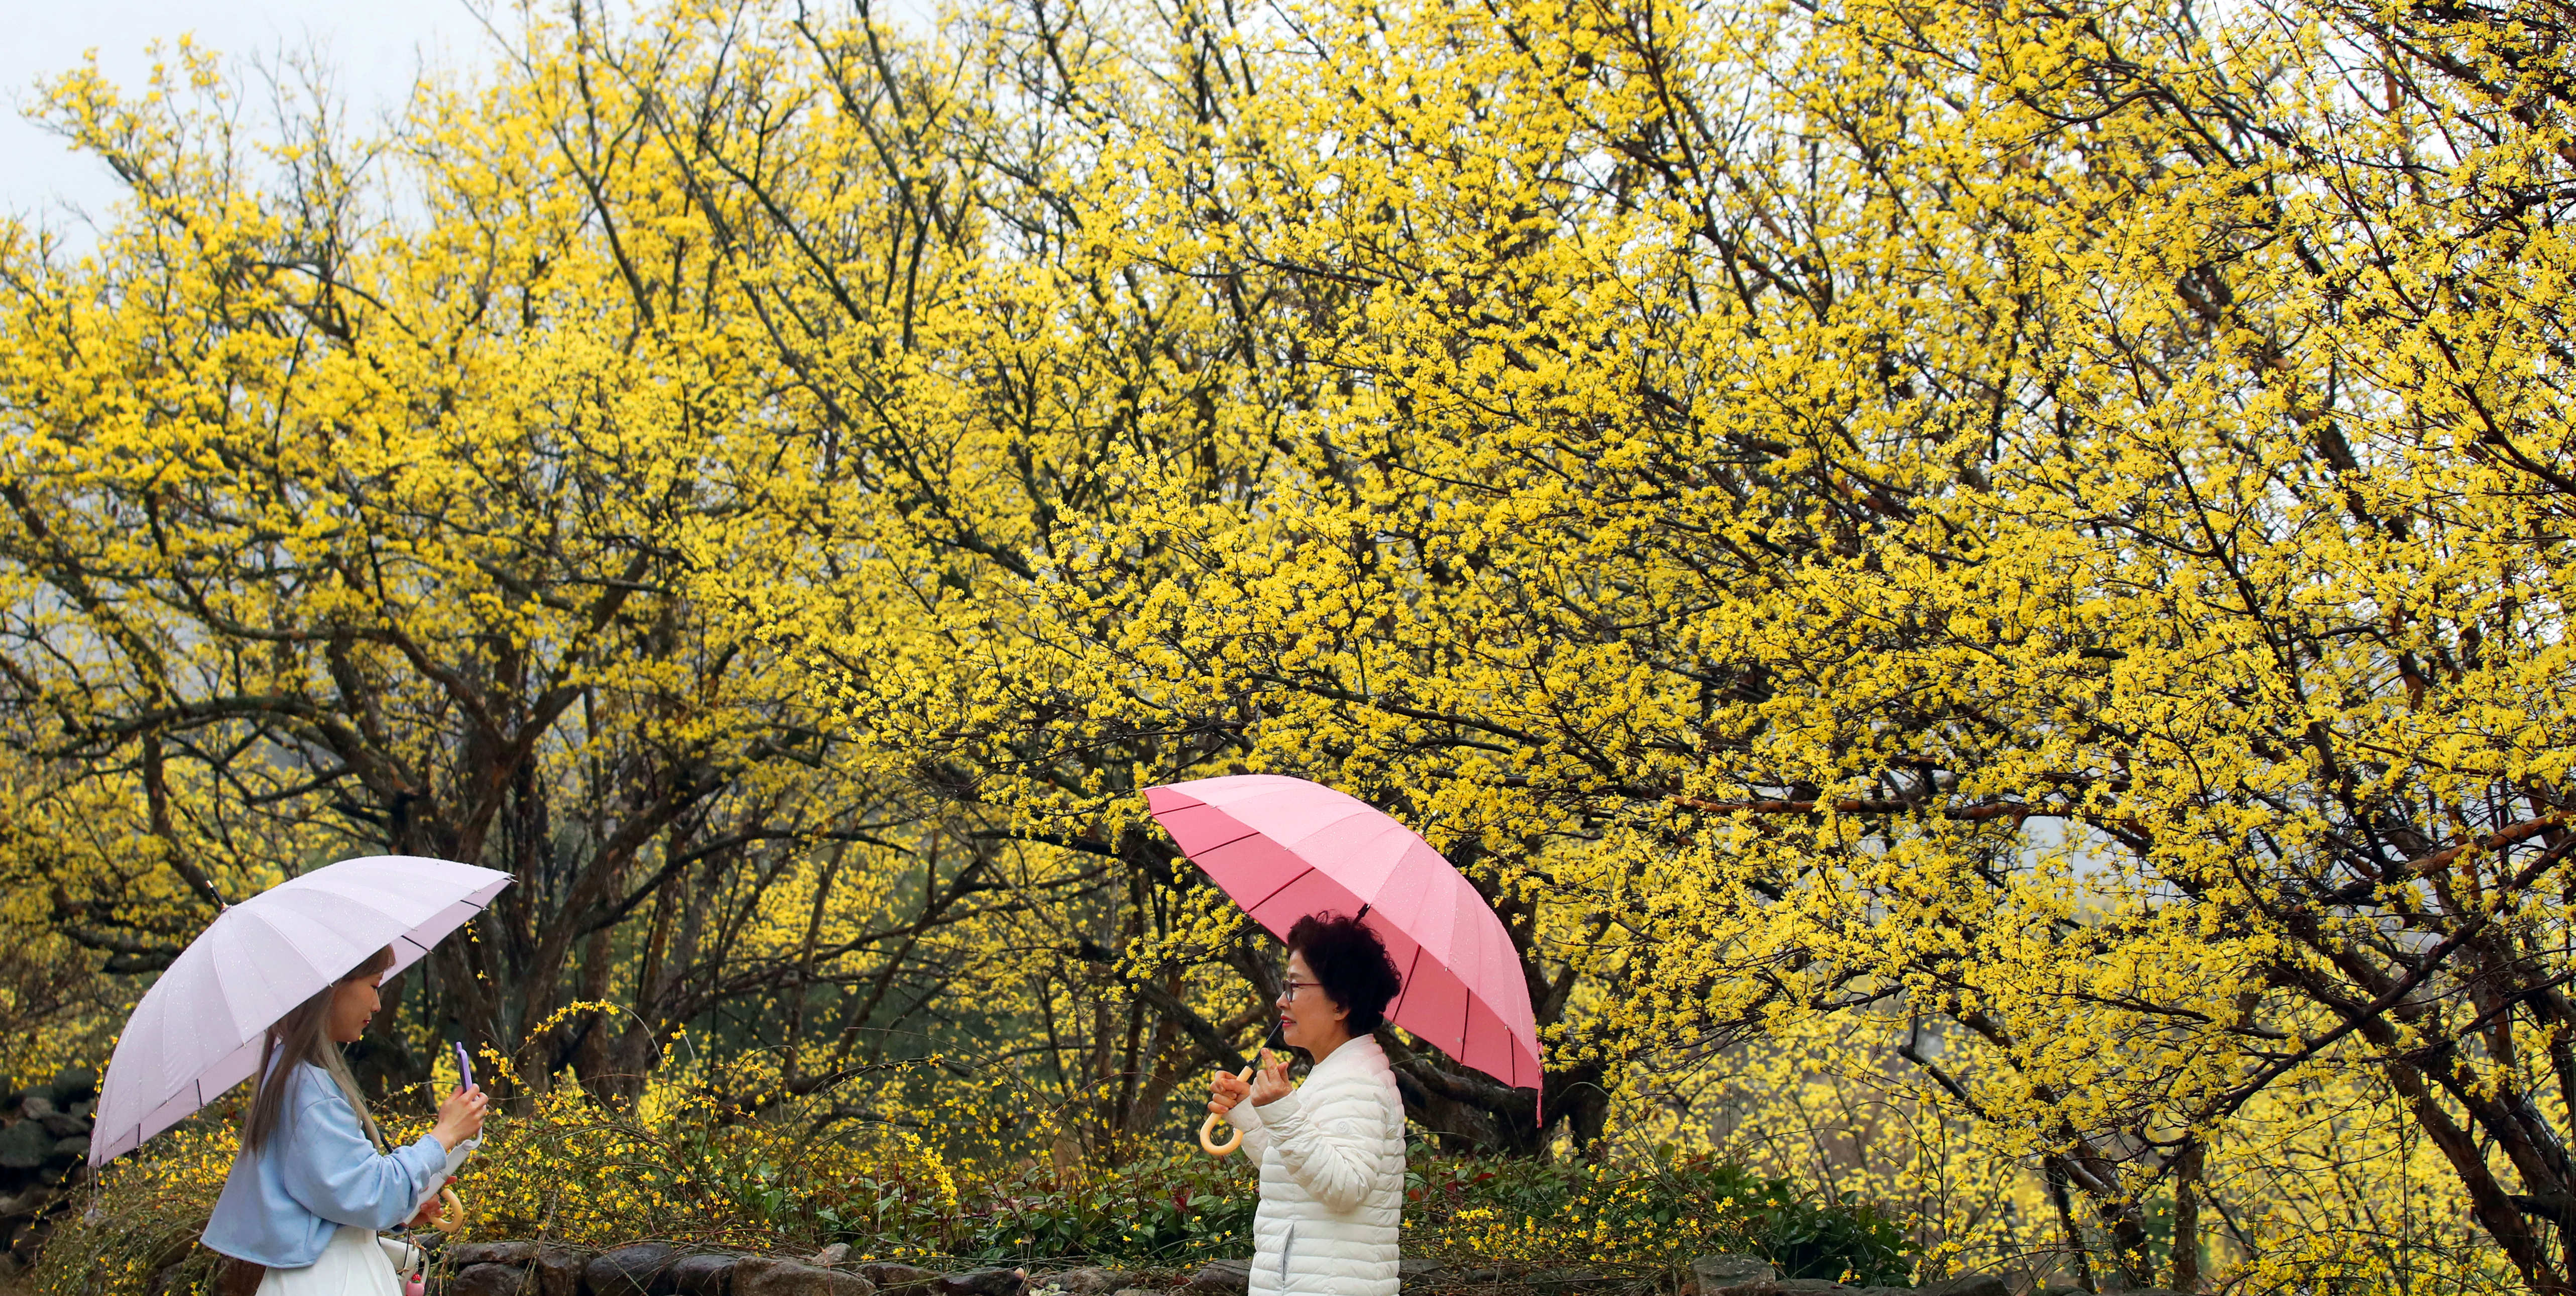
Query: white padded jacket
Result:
<box><xmin>1223</xmin><ymin>1035</ymin><xmax>1407</xmax><ymax>1296</ymax></box>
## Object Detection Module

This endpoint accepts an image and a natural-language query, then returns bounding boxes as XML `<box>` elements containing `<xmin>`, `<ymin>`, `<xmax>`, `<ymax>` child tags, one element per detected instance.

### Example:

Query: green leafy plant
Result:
<box><xmin>1404</xmin><ymin>1151</ymin><xmax>1911</xmax><ymax>1285</ymax></box>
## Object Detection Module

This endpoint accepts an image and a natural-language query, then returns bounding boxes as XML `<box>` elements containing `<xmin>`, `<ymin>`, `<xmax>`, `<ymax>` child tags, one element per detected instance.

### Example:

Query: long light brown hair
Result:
<box><xmin>241</xmin><ymin>945</ymin><xmax>395</xmax><ymax>1156</ymax></box>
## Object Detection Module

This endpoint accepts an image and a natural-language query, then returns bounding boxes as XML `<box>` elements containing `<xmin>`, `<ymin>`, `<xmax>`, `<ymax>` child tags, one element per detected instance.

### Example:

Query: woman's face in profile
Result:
<box><xmin>327</xmin><ymin>973</ymin><xmax>384</xmax><ymax>1044</ymax></box>
<box><xmin>1277</xmin><ymin>950</ymin><xmax>1350</xmax><ymax>1053</ymax></box>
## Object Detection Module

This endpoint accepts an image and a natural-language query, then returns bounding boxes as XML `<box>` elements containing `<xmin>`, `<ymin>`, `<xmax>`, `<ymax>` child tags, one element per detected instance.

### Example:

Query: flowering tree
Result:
<box><xmin>0</xmin><ymin>30</ymin><xmax>978</xmax><ymax>1108</ymax></box>
<box><xmin>741</xmin><ymin>0</ymin><xmax>2576</xmax><ymax>1285</ymax></box>
<box><xmin>4</xmin><ymin>0</ymin><xmax>2574</xmax><ymax>1288</ymax></box>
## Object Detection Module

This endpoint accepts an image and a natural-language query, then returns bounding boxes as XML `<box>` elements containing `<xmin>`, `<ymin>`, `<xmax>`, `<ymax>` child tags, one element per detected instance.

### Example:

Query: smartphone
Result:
<box><xmin>453</xmin><ymin>1041</ymin><xmax>476</xmax><ymax>1092</ymax></box>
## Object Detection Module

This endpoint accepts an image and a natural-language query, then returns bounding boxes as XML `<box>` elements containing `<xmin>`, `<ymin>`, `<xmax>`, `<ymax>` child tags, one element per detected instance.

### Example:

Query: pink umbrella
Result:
<box><xmin>1145</xmin><ymin>774</ymin><xmax>1542</xmax><ymax>1122</ymax></box>
<box><xmin>91</xmin><ymin>855</ymin><xmax>513</xmax><ymax>1165</ymax></box>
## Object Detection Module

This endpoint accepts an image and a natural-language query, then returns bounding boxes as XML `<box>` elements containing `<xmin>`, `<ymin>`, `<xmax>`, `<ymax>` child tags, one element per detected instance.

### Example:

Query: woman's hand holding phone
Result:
<box><xmin>430</xmin><ymin>1041</ymin><xmax>485</xmax><ymax>1151</ymax></box>
<box><xmin>431</xmin><ymin>1084</ymin><xmax>487</xmax><ymax>1151</ymax></box>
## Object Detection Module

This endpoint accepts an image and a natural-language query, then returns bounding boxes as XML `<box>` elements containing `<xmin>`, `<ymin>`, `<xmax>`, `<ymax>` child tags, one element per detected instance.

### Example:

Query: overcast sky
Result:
<box><xmin>3</xmin><ymin>1</ymin><xmax>928</xmax><ymax>228</ymax></box>
<box><xmin>2</xmin><ymin>1</ymin><xmax>496</xmax><ymax>224</ymax></box>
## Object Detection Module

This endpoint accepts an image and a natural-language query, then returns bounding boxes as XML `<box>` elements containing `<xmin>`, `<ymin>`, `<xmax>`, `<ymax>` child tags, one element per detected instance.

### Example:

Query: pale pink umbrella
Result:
<box><xmin>1145</xmin><ymin>774</ymin><xmax>1541</xmax><ymax>1148</ymax></box>
<box><xmin>91</xmin><ymin>855</ymin><xmax>513</xmax><ymax>1165</ymax></box>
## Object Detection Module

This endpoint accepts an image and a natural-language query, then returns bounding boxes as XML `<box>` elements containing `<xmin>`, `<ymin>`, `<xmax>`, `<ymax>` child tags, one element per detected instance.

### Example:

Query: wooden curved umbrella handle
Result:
<box><xmin>1199</xmin><ymin>1060</ymin><xmax>1257</xmax><ymax>1157</ymax></box>
<box><xmin>428</xmin><ymin>1187</ymin><xmax>467</xmax><ymax>1235</ymax></box>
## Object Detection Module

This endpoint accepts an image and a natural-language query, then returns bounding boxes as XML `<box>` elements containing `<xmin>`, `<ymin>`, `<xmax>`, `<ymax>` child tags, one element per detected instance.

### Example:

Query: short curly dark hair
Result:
<box><xmin>1286</xmin><ymin>911</ymin><xmax>1403</xmax><ymax>1036</ymax></box>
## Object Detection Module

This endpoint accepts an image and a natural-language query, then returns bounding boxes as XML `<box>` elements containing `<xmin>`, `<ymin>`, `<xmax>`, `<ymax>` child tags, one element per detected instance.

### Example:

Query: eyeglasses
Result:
<box><xmin>1279</xmin><ymin>979</ymin><xmax>1327</xmax><ymax>998</ymax></box>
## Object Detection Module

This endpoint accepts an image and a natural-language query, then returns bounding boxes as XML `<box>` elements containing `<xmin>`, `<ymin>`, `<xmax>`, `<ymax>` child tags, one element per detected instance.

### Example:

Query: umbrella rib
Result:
<box><xmin>1241</xmin><ymin>866</ymin><xmax>1318</xmax><ymax>916</ymax></box>
<box><xmin>1187</xmin><ymin>827</ymin><xmax>1263</xmax><ymax>856</ymax></box>
<box><xmin>1390</xmin><ymin>945</ymin><xmax>1424</xmax><ymax>1020</ymax></box>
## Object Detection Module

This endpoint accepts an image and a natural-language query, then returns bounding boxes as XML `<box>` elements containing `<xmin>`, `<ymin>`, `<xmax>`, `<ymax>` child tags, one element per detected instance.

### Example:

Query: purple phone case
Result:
<box><xmin>454</xmin><ymin>1041</ymin><xmax>475</xmax><ymax>1091</ymax></box>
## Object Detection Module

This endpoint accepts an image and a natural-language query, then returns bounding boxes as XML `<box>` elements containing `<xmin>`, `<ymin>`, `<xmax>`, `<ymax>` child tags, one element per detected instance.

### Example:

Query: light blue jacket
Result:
<box><xmin>202</xmin><ymin>1062</ymin><xmax>448</xmax><ymax>1268</ymax></box>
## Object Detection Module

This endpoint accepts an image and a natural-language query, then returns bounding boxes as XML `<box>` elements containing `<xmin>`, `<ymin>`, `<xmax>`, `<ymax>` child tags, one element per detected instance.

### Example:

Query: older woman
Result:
<box><xmin>1209</xmin><ymin>913</ymin><xmax>1407</xmax><ymax>1296</ymax></box>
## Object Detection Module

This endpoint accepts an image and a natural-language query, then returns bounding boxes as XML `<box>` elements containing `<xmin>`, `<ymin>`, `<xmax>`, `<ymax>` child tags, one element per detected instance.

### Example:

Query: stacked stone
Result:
<box><xmin>0</xmin><ymin>1067</ymin><xmax>97</xmax><ymax>1275</ymax></box>
<box><xmin>130</xmin><ymin>1242</ymin><xmax>2062</xmax><ymax>1296</ymax></box>
<box><xmin>1688</xmin><ymin>1255</ymin><xmax>2159</xmax><ymax>1296</ymax></box>
<box><xmin>398</xmin><ymin>1244</ymin><xmax>1030</xmax><ymax>1296</ymax></box>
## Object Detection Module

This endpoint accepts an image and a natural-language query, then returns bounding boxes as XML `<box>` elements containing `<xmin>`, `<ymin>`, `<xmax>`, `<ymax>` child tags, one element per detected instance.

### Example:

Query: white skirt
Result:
<box><xmin>256</xmin><ymin>1226</ymin><xmax>402</xmax><ymax>1296</ymax></box>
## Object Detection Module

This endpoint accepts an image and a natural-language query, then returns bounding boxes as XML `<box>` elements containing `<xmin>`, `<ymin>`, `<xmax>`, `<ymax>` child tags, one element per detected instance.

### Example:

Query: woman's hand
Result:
<box><xmin>1248</xmin><ymin>1051</ymin><xmax>1293</xmax><ymax>1107</ymax></box>
<box><xmin>408</xmin><ymin>1198</ymin><xmax>443</xmax><ymax>1228</ymax></box>
<box><xmin>431</xmin><ymin>1085</ymin><xmax>488</xmax><ymax>1152</ymax></box>
<box><xmin>1209</xmin><ymin>1063</ymin><xmax>1253</xmax><ymax>1117</ymax></box>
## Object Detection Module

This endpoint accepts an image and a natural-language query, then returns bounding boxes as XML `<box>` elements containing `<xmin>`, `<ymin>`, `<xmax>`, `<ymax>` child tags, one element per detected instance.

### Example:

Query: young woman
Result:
<box><xmin>204</xmin><ymin>946</ymin><xmax>488</xmax><ymax>1295</ymax></box>
<box><xmin>1208</xmin><ymin>913</ymin><xmax>1407</xmax><ymax>1296</ymax></box>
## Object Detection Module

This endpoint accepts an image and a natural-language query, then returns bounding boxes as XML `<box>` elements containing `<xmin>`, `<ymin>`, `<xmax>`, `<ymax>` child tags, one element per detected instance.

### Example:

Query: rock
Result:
<box><xmin>46</xmin><ymin>1136</ymin><xmax>87</xmax><ymax>1164</ymax></box>
<box><xmin>141</xmin><ymin>1243</ymin><xmax>216</xmax><ymax>1296</ymax></box>
<box><xmin>936</xmin><ymin>1269</ymin><xmax>1029</xmax><ymax>1296</ymax></box>
<box><xmin>1109</xmin><ymin>1288</ymin><xmax>1168</xmax><ymax>1296</ymax></box>
<box><xmin>1914</xmin><ymin>1278</ymin><xmax>2011</xmax><ymax>1296</ymax></box>
<box><xmin>0</xmin><ymin>1122</ymin><xmax>51</xmax><ymax>1170</ymax></box>
<box><xmin>38</xmin><ymin>1112</ymin><xmax>84</xmax><ymax>1138</ymax></box>
<box><xmin>1044</xmin><ymin>1269</ymin><xmax>1131</xmax><ymax>1296</ymax></box>
<box><xmin>735</xmin><ymin>1257</ymin><xmax>872</xmax><ymax>1296</ymax></box>
<box><xmin>1400</xmin><ymin>1261</ymin><xmax>1444</xmax><ymax>1291</ymax></box>
<box><xmin>866</xmin><ymin>1265</ymin><xmax>940</xmax><ymax>1293</ymax></box>
<box><xmin>1455</xmin><ymin>1271</ymin><xmax>1505</xmax><ymax>1287</ymax></box>
<box><xmin>144</xmin><ymin>1236</ymin><xmax>200</xmax><ymax>1272</ymax></box>
<box><xmin>1691</xmin><ymin>1257</ymin><xmax>1781</xmax><ymax>1296</ymax></box>
<box><xmin>18</xmin><ymin>1098</ymin><xmax>53</xmax><ymax>1122</ymax></box>
<box><xmin>453</xmin><ymin>1264</ymin><xmax>530</xmax><ymax>1296</ymax></box>
<box><xmin>1529</xmin><ymin>1272</ymin><xmax>1608</xmax><ymax>1296</ymax></box>
<box><xmin>534</xmin><ymin>1246</ymin><xmax>588</xmax><ymax>1296</ymax></box>
<box><xmin>671</xmin><ymin>1253</ymin><xmax>737</xmax><ymax>1296</ymax></box>
<box><xmin>44</xmin><ymin>1069</ymin><xmax>97</xmax><ymax>1106</ymax></box>
<box><xmin>452</xmin><ymin>1242</ymin><xmax>541</xmax><ymax>1267</ymax></box>
<box><xmin>811</xmin><ymin>1245</ymin><xmax>852</xmax><ymax>1268</ymax></box>
<box><xmin>588</xmin><ymin>1243</ymin><xmax>683</xmax><ymax>1296</ymax></box>
<box><xmin>1181</xmin><ymin>1262</ymin><xmax>1248</xmax><ymax>1296</ymax></box>
<box><xmin>1762</xmin><ymin>1284</ymin><xmax>1851</xmax><ymax>1294</ymax></box>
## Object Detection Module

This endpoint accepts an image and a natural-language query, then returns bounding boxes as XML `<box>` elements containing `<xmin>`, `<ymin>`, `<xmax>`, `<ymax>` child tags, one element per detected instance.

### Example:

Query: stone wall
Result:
<box><xmin>139</xmin><ymin>1242</ymin><xmax>2098</xmax><ymax>1296</ymax></box>
<box><xmin>0</xmin><ymin>1067</ymin><xmax>97</xmax><ymax>1276</ymax></box>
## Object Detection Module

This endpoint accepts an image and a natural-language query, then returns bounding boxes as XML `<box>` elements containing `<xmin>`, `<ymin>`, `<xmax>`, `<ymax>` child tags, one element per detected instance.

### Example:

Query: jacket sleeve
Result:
<box><xmin>277</xmin><ymin>1075</ymin><xmax>448</xmax><ymax>1231</ymax></box>
<box><xmin>1223</xmin><ymin>1090</ymin><xmax>1272</xmax><ymax>1161</ymax></box>
<box><xmin>1249</xmin><ymin>1076</ymin><xmax>1389</xmax><ymax>1214</ymax></box>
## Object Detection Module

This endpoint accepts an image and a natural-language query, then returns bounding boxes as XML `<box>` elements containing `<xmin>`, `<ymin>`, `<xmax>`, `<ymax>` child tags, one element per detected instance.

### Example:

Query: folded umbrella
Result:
<box><xmin>1145</xmin><ymin>774</ymin><xmax>1541</xmax><ymax>1152</ymax></box>
<box><xmin>91</xmin><ymin>855</ymin><xmax>512</xmax><ymax>1165</ymax></box>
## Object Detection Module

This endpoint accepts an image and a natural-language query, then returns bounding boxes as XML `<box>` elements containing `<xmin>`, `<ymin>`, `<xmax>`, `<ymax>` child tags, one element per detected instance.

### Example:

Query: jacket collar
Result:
<box><xmin>1307</xmin><ymin>1031</ymin><xmax>1385</xmax><ymax>1080</ymax></box>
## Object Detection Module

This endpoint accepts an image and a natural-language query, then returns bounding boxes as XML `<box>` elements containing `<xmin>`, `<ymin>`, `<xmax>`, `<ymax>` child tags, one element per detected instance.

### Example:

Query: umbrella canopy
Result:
<box><xmin>91</xmin><ymin>855</ymin><xmax>512</xmax><ymax>1165</ymax></box>
<box><xmin>1144</xmin><ymin>774</ymin><xmax>1541</xmax><ymax>1103</ymax></box>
